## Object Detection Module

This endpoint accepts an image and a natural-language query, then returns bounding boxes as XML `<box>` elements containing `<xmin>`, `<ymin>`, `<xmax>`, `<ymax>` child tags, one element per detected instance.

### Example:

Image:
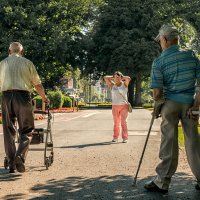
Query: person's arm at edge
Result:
<box><xmin>151</xmin><ymin>88</ymin><xmax>164</xmax><ymax>118</ymax></box>
<box><xmin>193</xmin><ymin>92</ymin><xmax>200</xmax><ymax>109</ymax></box>
<box><xmin>189</xmin><ymin>55</ymin><xmax>200</xmax><ymax>117</ymax></box>
<box><xmin>188</xmin><ymin>79</ymin><xmax>200</xmax><ymax>118</ymax></box>
<box><xmin>153</xmin><ymin>88</ymin><xmax>163</xmax><ymax>101</ymax></box>
<box><xmin>104</xmin><ymin>75</ymin><xmax>114</xmax><ymax>89</ymax></box>
<box><xmin>193</xmin><ymin>56</ymin><xmax>200</xmax><ymax>108</ymax></box>
<box><xmin>122</xmin><ymin>76</ymin><xmax>131</xmax><ymax>87</ymax></box>
<box><xmin>34</xmin><ymin>84</ymin><xmax>49</xmax><ymax>103</ymax></box>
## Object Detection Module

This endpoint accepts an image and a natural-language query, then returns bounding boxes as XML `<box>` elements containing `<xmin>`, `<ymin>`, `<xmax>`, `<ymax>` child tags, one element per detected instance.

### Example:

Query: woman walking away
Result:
<box><xmin>104</xmin><ymin>71</ymin><xmax>131</xmax><ymax>143</ymax></box>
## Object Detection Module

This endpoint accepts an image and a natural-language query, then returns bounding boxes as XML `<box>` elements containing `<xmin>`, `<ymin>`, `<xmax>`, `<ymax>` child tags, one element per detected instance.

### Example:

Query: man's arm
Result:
<box><xmin>152</xmin><ymin>88</ymin><xmax>164</xmax><ymax>118</ymax></box>
<box><xmin>193</xmin><ymin>79</ymin><xmax>200</xmax><ymax>107</ymax></box>
<box><xmin>34</xmin><ymin>84</ymin><xmax>49</xmax><ymax>103</ymax></box>
<box><xmin>153</xmin><ymin>88</ymin><xmax>163</xmax><ymax>100</ymax></box>
<box><xmin>188</xmin><ymin>79</ymin><xmax>200</xmax><ymax>118</ymax></box>
<box><xmin>150</xmin><ymin>59</ymin><xmax>165</xmax><ymax>118</ymax></box>
<box><xmin>193</xmin><ymin>92</ymin><xmax>200</xmax><ymax>108</ymax></box>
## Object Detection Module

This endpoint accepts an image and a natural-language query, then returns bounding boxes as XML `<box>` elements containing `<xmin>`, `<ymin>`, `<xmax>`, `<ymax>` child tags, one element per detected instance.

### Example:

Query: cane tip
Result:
<box><xmin>132</xmin><ymin>180</ymin><xmax>137</xmax><ymax>187</ymax></box>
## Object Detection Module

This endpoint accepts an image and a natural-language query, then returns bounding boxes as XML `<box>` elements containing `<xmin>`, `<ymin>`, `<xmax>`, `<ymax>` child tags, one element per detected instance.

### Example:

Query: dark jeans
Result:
<box><xmin>2</xmin><ymin>90</ymin><xmax>34</xmax><ymax>169</ymax></box>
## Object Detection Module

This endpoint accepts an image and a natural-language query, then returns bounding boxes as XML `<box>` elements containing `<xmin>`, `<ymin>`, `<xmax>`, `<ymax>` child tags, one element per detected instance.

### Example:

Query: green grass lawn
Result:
<box><xmin>143</xmin><ymin>107</ymin><xmax>199</xmax><ymax>147</ymax></box>
<box><xmin>178</xmin><ymin>127</ymin><xmax>185</xmax><ymax>146</ymax></box>
<box><xmin>178</xmin><ymin>127</ymin><xmax>200</xmax><ymax>146</ymax></box>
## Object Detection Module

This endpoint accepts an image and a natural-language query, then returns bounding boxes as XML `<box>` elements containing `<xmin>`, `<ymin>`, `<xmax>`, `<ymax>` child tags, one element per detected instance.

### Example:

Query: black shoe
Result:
<box><xmin>9</xmin><ymin>168</ymin><xmax>15</xmax><ymax>173</ymax></box>
<box><xmin>15</xmin><ymin>156</ymin><xmax>25</xmax><ymax>173</ymax></box>
<box><xmin>195</xmin><ymin>184</ymin><xmax>200</xmax><ymax>190</ymax></box>
<box><xmin>144</xmin><ymin>181</ymin><xmax>168</xmax><ymax>194</ymax></box>
<box><xmin>111</xmin><ymin>138</ymin><xmax>118</xmax><ymax>142</ymax></box>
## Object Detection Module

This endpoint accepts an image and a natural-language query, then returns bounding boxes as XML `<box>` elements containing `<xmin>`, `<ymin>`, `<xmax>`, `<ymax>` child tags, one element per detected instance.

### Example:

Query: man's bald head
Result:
<box><xmin>9</xmin><ymin>42</ymin><xmax>23</xmax><ymax>55</ymax></box>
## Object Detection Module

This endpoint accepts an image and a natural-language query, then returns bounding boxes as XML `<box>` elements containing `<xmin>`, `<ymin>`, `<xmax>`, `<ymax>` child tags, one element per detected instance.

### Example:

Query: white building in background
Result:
<box><xmin>67</xmin><ymin>79</ymin><xmax>73</xmax><ymax>88</ymax></box>
<box><xmin>60</xmin><ymin>76</ymin><xmax>111</xmax><ymax>102</ymax></box>
<box><xmin>60</xmin><ymin>77</ymin><xmax>78</xmax><ymax>97</ymax></box>
<box><xmin>104</xmin><ymin>85</ymin><xmax>111</xmax><ymax>102</ymax></box>
<box><xmin>94</xmin><ymin>80</ymin><xmax>111</xmax><ymax>102</ymax></box>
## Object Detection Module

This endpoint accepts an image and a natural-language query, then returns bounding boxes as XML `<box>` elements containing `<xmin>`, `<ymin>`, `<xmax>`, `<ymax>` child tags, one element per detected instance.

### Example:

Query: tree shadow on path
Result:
<box><xmin>3</xmin><ymin>172</ymin><xmax>199</xmax><ymax>200</ymax></box>
<box><xmin>0</xmin><ymin>167</ymin><xmax>22</xmax><ymax>182</ymax></box>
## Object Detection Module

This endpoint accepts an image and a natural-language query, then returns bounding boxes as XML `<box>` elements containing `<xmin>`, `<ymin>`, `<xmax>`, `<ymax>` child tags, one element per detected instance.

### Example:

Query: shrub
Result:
<box><xmin>47</xmin><ymin>90</ymin><xmax>64</xmax><ymax>108</ymax></box>
<box><xmin>33</xmin><ymin>96</ymin><xmax>43</xmax><ymax>108</ymax></box>
<box><xmin>143</xmin><ymin>103</ymin><xmax>153</xmax><ymax>108</ymax></box>
<box><xmin>62</xmin><ymin>96</ymin><xmax>72</xmax><ymax>108</ymax></box>
<box><xmin>78</xmin><ymin>102</ymin><xmax>86</xmax><ymax>106</ymax></box>
<box><xmin>0</xmin><ymin>92</ymin><xmax>2</xmax><ymax>105</ymax></box>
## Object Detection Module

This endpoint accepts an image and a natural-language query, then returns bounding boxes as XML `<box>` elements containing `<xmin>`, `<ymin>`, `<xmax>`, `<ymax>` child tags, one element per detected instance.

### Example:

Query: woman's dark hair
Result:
<box><xmin>113</xmin><ymin>71</ymin><xmax>123</xmax><ymax>77</ymax></box>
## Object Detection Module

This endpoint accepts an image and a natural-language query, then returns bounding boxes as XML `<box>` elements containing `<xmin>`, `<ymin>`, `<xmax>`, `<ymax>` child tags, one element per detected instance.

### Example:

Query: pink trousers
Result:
<box><xmin>112</xmin><ymin>104</ymin><xmax>128</xmax><ymax>139</ymax></box>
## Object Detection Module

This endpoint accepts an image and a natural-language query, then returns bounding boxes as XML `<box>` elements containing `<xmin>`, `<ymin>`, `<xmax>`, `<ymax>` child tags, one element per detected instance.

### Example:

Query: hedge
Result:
<box><xmin>62</xmin><ymin>96</ymin><xmax>72</xmax><ymax>108</ymax></box>
<box><xmin>33</xmin><ymin>96</ymin><xmax>43</xmax><ymax>109</ymax></box>
<box><xmin>47</xmin><ymin>90</ymin><xmax>64</xmax><ymax>109</ymax></box>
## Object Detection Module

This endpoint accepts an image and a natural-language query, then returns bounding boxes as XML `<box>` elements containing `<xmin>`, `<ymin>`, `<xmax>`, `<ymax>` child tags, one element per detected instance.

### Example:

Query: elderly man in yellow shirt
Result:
<box><xmin>0</xmin><ymin>42</ymin><xmax>48</xmax><ymax>173</ymax></box>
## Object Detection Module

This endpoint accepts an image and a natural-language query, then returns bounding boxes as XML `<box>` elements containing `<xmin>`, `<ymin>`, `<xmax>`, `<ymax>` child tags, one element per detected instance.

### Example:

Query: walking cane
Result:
<box><xmin>132</xmin><ymin>115</ymin><xmax>155</xmax><ymax>186</ymax></box>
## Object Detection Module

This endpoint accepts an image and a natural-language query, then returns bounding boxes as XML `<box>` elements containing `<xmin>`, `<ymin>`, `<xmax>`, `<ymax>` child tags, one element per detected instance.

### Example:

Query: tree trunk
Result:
<box><xmin>134</xmin><ymin>74</ymin><xmax>142</xmax><ymax>106</ymax></box>
<box><xmin>128</xmin><ymin>78</ymin><xmax>135</xmax><ymax>106</ymax></box>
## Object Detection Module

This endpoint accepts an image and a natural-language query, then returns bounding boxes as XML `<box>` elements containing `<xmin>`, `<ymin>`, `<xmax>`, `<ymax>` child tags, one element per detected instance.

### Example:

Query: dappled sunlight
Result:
<box><xmin>171</xmin><ymin>17</ymin><xmax>197</xmax><ymax>49</ymax></box>
<box><xmin>0</xmin><ymin>168</ymin><xmax>22</xmax><ymax>182</ymax></box>
<box><xmin>1</xmin><ymin>173</ymin><xmax>197</xmax><ymax>200</ymax></box>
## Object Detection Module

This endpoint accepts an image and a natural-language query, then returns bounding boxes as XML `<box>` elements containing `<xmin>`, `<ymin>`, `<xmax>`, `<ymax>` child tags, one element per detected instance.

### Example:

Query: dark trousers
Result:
<box><xmin>2</xmin><ymin>90</ymin><xmax>34</xmax><ymax>169</ymax></box>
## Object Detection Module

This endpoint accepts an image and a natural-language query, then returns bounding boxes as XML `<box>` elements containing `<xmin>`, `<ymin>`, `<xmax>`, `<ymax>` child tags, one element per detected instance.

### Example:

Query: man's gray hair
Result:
<box><xmin>9</xmin><ymin>42</ymin><xmax>23</xmax><ymax>53</ymax></box>
<box><xmin>155</xmin><ymin>24</ymin><xmax>179</xmax><ymax>42</ymax></box>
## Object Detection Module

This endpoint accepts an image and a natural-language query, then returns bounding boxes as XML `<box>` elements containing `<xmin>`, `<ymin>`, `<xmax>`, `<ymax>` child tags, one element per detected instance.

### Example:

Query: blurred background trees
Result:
<box><xmin>0</xmin><ymin>0</ymin><xmax>199</xmax><ymax>105</ymax></box>
<box><xmin>0</xmin><ymin>0</ymin><xmax>103</xmax><ymax>89</ymax></box>
<box><xmin>86</xmin><ymin>0</ymin><xmax>200</xmax><ymax>105</ymax></box>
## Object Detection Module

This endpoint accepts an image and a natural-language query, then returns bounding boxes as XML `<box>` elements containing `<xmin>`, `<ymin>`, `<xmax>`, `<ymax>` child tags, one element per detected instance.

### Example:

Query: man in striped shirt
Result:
<box><xmin>144</xmin><ymin>24</ymin><xmax>200</xmax><ymax>194</ymax></box>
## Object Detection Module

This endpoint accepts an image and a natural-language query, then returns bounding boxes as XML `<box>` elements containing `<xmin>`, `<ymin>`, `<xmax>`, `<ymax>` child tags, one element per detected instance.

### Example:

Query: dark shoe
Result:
<box><xmin>9</xmin><ymin>168</ymin><xmax>15</xmax><ymax>173</ymax></box>
<box><xmin>195</xmin><ymin>184</ymin><xmax>200</xmax><ymax>190</ymax></box>
<box><xmin>15</xmin><ymin>156</ymin><xmax>25</xmax><ymax>173</ymax></box>
<box><xmin>144</xmin><ymin>181</ymin><xmax>168</xmax><ymax>194</ymax></box>
<box><xmin>112</xmin><ymin>138</ymin><xmax>118</xmax><ymax>142</ymax></box>
<box><xmin>122</xmin><ymin>139</ymin><xmax>128</xmax><ymax>143</ymax></box>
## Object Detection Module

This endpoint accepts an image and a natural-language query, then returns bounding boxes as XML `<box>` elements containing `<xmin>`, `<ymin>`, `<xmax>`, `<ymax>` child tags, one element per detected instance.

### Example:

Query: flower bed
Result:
<box><xmin>49</xmin><ymin>107</ymin><xmax>77</xmax><ymax>113</ymax></box>
<box><xmin>34</xmin><ymin>114</ymin><xmax>45</xmax><ymax>120</ymax></box>
<box><xmin>34</xmin><ymin>107</ymin><xmax>78</xmax><ymax>120</ymax></box>
<box><xmin>0</xmin><ymin>107</ymin><xmax>78</xmax><ymax>123</ymax></box>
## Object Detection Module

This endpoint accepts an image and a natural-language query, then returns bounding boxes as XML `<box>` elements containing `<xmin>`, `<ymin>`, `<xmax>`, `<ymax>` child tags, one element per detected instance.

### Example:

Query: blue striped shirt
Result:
<box><xmin>150</xmin><ymin>45</ymin><xmax>200</xmax><ymax>104</ymax></box>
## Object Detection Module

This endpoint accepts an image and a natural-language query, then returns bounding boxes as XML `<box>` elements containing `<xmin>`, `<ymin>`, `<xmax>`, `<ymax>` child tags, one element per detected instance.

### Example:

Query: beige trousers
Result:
<box><xmin>154</xmin><ymin>100</ymin><xmax>200</xmax><ymax>190</ymax></box>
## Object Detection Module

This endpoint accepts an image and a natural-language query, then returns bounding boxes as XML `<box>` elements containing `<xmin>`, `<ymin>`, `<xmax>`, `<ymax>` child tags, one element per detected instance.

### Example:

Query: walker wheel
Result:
<box><xmin>45</xmin><ymin>158</ymin><xmax>49</xmax><ymax>170</ymax></box>
<box><xmin>50</xmin><ymin>152</ymin><xmax>54</xmax><ymax>164</ymax></box>
<box><xmin>48</xmin><ymin>156</ymin><xmax>52</xmax><ymax>166</ymax></box>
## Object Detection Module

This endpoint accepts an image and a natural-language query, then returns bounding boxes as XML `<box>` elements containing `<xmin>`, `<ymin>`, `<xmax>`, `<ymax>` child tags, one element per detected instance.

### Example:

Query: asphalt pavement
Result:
<box><xmin>0</xmin><ymin>108</ymin><xmax>199</xmax><ymax>200</ymax></box>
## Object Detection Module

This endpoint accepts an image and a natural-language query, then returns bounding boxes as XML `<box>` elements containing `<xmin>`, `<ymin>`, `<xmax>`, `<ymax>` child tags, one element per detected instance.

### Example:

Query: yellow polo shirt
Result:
<box><xmin>0</xmin><ymin>53</ymin><xmax>41</xmax><ymax>92</ymax></box>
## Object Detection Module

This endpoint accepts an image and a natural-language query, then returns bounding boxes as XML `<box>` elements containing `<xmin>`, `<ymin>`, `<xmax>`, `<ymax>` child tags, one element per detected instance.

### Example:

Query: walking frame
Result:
<box><xmin>4</xmin><ymin>104</ymin><xmax>54</xmax><ymax>170</ymax></box>
<box><xmin>31</xmin><ymin>105</ymin><xmax>54</xmax><ymax>170</ymax></box>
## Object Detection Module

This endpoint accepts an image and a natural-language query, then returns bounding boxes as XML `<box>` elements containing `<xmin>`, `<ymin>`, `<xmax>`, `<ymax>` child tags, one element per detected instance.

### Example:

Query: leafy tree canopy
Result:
<box><xmin>0</xmin><ymin>0</ymin><xmax>103</xmax><ymax>88</ymax></box>
<box><xmin>86</xmin><ymin>0</ymin><xmax>200</xmax><ymax>79</ymax></box>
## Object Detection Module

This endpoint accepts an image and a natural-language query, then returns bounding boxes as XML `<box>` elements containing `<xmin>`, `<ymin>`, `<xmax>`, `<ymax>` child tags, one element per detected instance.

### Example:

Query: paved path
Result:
<box><xmin>0</xmin><ymin>109</ymin><xmax>199</xmax><ymax>200</ymax></box>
